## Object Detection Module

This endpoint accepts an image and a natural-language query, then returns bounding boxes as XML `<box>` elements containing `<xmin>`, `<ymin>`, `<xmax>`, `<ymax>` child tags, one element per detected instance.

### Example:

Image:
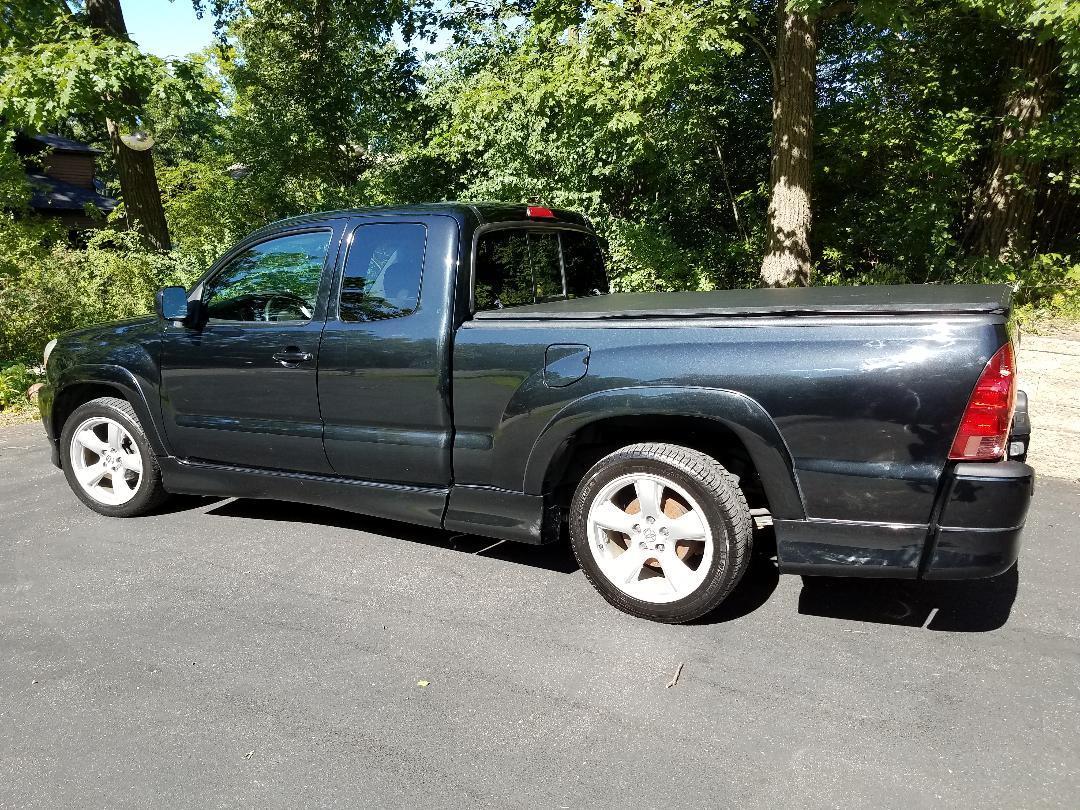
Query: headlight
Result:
<box><xmin>43</xmin><ymin>338</ymin><xmax>57</xmax><ymax>367</ymax></box>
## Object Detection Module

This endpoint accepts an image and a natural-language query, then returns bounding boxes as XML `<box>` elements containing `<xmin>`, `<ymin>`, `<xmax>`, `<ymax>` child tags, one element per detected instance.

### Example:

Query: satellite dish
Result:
<box><xmin>120</xmin><ymin>130</ymin><xmax>155</xmax><ymax>151</ymax></box>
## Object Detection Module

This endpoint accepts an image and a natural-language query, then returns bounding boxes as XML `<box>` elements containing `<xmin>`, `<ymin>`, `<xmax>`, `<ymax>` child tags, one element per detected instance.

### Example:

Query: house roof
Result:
<box><xmin>28</xmin><ymin>133</ymin><xmax>104</xmax><ymax>155</ymax></box>
<box><xmin>26</xmin><ymin>173</ymin><xmax>117</xmax><ymax>214</ymax></box>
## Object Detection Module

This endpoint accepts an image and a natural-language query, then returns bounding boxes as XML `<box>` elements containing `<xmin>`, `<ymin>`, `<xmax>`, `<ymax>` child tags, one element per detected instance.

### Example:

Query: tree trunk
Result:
<box><xmin>760</xmin><ymin>1</ymin><xmax>816</xmax><ymax>287</ymax></box>
<box><xmin>967</xmin><ymin>36</ymin><xmax>1059</xmax><ymax>264</ymax></box>
<box><xmin>85</xmin><ymin>0</ymin><xmax>171</xmax><ymax>250</ymax></box>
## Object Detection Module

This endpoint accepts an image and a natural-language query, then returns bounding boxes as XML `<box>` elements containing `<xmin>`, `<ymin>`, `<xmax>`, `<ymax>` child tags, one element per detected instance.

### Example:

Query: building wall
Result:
<box><xmin>44</xmin><ymin>153</ymin><xmax>95</xmax><ymax>189</ymax></box>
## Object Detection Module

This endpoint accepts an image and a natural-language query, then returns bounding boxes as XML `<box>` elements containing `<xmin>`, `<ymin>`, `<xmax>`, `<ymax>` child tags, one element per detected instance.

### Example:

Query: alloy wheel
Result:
<box><xmin>586</xmin><ymin>472</ymin><xmax>714</xmax><ymax>604</ymax></box>
<box><xmin>68</xmin><ymin>416</ymin><xmax>144</xmax><ymax>506</ymax></box>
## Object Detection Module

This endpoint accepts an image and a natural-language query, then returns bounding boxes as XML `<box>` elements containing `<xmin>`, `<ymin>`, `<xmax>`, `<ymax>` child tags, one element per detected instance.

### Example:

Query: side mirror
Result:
<box><xmin>156</xmin><ymin>286</ymin><xmax>190</xmax><ymax>323</ymax></box>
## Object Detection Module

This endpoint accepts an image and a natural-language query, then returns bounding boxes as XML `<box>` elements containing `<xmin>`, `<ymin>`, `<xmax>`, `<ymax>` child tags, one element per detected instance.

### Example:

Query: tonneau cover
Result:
<box><xmin>474</xmin><ymin>284</ymin><xmax>1012</xmax><ymax>320</ymax></box>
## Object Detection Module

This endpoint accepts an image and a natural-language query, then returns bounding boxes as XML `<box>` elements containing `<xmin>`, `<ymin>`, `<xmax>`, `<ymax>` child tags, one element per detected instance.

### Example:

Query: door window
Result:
<box><xmin>203</xmin><ymin>230</ymin><xmax>332</xmax><ymax>322</ymax></box>
<box><xmin>339</xmin><ymin>223</ymin><xmax>427</xmax><ymax>322</ymax></box>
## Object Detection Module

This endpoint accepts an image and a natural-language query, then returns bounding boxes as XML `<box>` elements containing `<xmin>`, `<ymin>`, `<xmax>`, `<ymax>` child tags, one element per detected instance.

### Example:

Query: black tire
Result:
<box><xmin>569</xmin><ymin>442</ymin><xmax>753</xmax><ymax>624</ymax></box>
<box><xmin>60</xmin><ymin>396</ymin><xmax>170</xmax><ymax>517</ymax></box>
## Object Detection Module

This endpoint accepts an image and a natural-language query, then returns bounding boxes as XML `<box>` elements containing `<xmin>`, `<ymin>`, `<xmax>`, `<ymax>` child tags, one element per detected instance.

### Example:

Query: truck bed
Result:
<box><xmin>474</xmin><ymin>284</ymin><xmax>1012</xmax><ymax>320</ymax></box>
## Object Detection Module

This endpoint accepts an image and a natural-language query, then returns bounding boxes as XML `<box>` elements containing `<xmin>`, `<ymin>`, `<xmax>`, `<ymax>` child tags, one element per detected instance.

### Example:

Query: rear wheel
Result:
<box><xmin>60</xmin><ymin>396</ymin><xmax>169</xmax><ymax>517</ymax></box>
<box><xmin>569</xmin><ymin>442</ymin><xmax>752</xmax><ymax>623</ymax></box>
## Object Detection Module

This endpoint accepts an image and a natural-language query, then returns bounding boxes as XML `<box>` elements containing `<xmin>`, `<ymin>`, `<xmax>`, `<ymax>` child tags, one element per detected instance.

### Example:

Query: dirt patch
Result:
<box><xmin>1018</xmin><ymin>331</ymin><xmax>1080</xmax><ymax>483</ymax></box>
<box><xmin>0</xmin><ymin>408</ymin><xmax>38</xmax><ymax>428</ymax></box>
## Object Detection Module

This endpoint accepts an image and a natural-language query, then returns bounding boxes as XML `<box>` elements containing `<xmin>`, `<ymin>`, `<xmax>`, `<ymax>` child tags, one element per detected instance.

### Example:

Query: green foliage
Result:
<box><xmin>0</xmin><ymin>1</ymin><xmax>161</xmax><ymax>131</ymax></box>
<box><xmin>0</xmin><ymin>361</ymin><xmax>40</xmax><ymax>411</ymax></box>
<box><xmin>0</xmin><ymin>218</ymin><xmax>201</xmax><ymax>361</ymax></box>
<box><xmin>416</xmin><ymin>0</ymin><xmax>770</xmax><ymax>291</ymax></box>
<box><xmin>815</xmin><ymin>12</ymin><xmax>1001</xmax><ymax>282</ymax></box>
<box><xmin>960</xmin><ymin>252</ymin><xmax>1080</xmax><ymax>308</ymax></box>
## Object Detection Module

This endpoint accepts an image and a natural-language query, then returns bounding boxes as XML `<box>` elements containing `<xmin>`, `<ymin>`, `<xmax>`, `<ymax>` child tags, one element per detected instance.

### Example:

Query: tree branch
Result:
<box><xmin>745</xmin><ymin>29</ymin><xmax>777</xmax><ymax>82</ymax></box>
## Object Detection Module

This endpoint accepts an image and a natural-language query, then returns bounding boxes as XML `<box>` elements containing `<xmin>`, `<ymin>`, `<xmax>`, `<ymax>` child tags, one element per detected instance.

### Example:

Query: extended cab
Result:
<box><xmin>39</xmin><ymin>204</ymin><xmax>1034</xmax><ymax>622</ymax></box>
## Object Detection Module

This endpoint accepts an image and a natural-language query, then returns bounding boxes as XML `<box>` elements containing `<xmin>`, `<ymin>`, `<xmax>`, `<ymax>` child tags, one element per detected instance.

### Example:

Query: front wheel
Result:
<box><xmin>569</xmin><ymin>443</ymin><xmax>752</xmax><ymax>623</ymax></box>
<box><xmin>60</xmin><ymin>396</ymin><xmax>170</xmax><ymax>517</ymax></box>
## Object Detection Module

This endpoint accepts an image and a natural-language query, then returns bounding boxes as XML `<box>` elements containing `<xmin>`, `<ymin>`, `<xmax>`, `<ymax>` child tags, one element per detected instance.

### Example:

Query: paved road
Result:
<box><xmin>1</xmin><ymin>422</ymin><xmax>1078</xmax><ymax>808</ymax></box>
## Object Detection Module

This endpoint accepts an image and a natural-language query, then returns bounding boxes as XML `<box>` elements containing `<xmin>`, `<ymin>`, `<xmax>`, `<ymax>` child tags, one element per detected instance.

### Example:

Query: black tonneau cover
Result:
<box><xmin>474</xmin><ymin>284</ymin><xmax>1012</xmax><ymax>320</ymax></box>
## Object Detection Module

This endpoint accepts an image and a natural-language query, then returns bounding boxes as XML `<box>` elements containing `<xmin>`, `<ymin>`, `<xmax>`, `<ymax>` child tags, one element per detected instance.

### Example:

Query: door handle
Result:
<box><xmin>273</xmin><ymin>347</ymin><xmax>314</xmax><ymax>367</ymax></box>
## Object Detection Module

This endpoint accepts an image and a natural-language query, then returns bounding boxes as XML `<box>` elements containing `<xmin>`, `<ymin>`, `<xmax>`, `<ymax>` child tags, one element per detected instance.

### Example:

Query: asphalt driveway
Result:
<box><xmin>1</xmin><ymin>421</ymin><xmax>1078</xmax><ymax>808</ymax></box>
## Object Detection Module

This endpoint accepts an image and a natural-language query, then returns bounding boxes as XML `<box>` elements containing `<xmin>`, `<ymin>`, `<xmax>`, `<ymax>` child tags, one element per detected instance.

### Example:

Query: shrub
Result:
<box><xmin>0</xmin><ymin>218</ymin><xmax>204</xmax><ymax>362</ymax></box>
<box><xmin>0</xmin><ymin>361</ymin><xmax>39</xmax><ymax>411</ymax></box>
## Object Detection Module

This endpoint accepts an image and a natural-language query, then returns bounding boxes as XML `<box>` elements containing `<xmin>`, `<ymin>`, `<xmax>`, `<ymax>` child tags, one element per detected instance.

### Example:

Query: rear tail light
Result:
<box><xmin>948</xmin><ymin>342</ymin><xmax>1017</xmax><ymax>461</ymax></box>
<box><xmin>526</xmin><ymin>205</ymin><xmax>555</xmax><ymax>219</ymax></box>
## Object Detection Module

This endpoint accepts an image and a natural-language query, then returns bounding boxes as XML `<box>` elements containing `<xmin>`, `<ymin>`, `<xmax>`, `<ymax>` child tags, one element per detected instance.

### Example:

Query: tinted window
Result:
<box><xmin>474</xmin><ymin>230</ymin><xmax>535</xmax><ymax>311</ymax></box>
<box><xmin>561</xmin><ymin>230</ymin><xmax>608</xmax><ymax>297</ymax></box>
<box><xmin>203</xmin><ymin>230</ymin><xmax>331</xmax><ymax>322</ymax></box>
<box><xmin>474</xmin><ymin>228</ymin><xmax>606</xmax><ymax>312</ymax></box>
<box><xmin>530</xmin><ymin>232</ymin><xmax>564</xmax><ymax>301</ymax></box>
<box><xmin>339</xmin><ymin>223</ymin><xmax>426</xmax><ymax>322</ymax></box>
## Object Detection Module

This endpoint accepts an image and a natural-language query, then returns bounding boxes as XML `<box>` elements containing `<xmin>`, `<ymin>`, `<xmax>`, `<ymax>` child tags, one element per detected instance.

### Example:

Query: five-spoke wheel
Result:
<box><xmin>571</xmin><ymin>443</ymin><xmax>753</xmax><ymax>623</ymax></box>
<box><xmin>69</xmin><ymin>416</ymin><xmax>144</xmax><ymax>505</ymax></box>
<box><xmin>60</xmin><ymin>396</ymin><xmax>168</xmax><ymax>517</ymax></box>
<box><xmin>587</xmin><ymin>473</ymin><xmax>714</xmax><ymax>604</ymax></box>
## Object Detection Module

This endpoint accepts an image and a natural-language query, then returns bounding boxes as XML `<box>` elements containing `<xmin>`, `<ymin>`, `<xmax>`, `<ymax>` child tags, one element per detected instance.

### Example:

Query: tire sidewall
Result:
<box><xmin>60</xmin><ymin>399</ymin><xmax>159</xmax><ymax>518</ymax></box>
<box><xmin>570</xmin><ymin>453</ymin><xmax>741</xmax><ymax>623</ymax></box>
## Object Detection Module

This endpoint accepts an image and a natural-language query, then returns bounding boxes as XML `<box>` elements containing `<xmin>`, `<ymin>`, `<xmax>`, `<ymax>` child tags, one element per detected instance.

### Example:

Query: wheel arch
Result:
<box><xmin>524</xmin><ymin>386</ymin><xmax>805</xmax><ymax>520</ymax></box>
<box><xmin>52</xmin><ymin>365</ymin><xmax>169</xmax><ymax>458</ymax></box>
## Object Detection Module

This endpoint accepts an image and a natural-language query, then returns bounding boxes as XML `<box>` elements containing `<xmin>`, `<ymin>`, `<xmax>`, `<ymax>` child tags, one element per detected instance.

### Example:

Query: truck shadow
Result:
<box><xmin>692</xmin><ymin>523</ymin><xmax>781</xmax><ymax>625</ymax></box>
<box><xmin>203</xmin><ymin>498</ymin><xmax>581</xmax><ymax>574</ymax></box>
<box><xmin>203</xmin><ymin>498</ymin><xmax>783</xmax><ymax>608</ymax></box>
<box><xmin>194</xmin><ymin>499</ymin><xmax>1014</xmax><ymax>630</ymax></box>
<box><xmin>796</xmin><ymin>564</ymin><xmax>1019</xmax><ymax>632</ymax></box>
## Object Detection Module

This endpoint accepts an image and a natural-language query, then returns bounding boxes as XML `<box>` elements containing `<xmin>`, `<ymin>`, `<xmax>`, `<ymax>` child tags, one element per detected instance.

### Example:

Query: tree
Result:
<box><xmin>760</xmin><ymin>0</ymin><xmax>818</xmax><ymax>286</ymax></box>
<box><xmin>85</xmin><ymin>0</ymin><xmax>172</xmax><ymax>250</ymax></box>
<box><xmin>758</xmin><ymin>0</ymin><xmax>854</xmax><ymax>287</ymax></box>
<box><xmin>959</xmin><ymin>0</ymin><xmax>1080</xmax><ymax>264</ymax></box>
<box><xmin>812</xmin><ymin>9</ymin><xmax>1000</xmax><ymax>283</ymax></box>
<box><xmin>968</xmin><ymin>36</ymin><xmax>1060</xmax><ymax>263</ymax></box>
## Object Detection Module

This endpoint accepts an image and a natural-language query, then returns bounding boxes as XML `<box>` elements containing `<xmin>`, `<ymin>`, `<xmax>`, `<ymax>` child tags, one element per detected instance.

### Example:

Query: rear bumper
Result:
<box><xmin>922</xmin><ymin>461</ymin><xmax>1034</xmax><ymax>579</ymax></box>
<box><xmin>776</xmin><ymin>460</ymin><xmax>1034</xmax><ymax>580</ymax></box>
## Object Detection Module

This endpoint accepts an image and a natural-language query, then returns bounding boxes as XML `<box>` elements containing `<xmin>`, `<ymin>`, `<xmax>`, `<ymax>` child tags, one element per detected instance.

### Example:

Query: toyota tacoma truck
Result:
<box><xmin>38</xmin><ymin>203</ymin><xmax>1034</xmax><ymax>623</ymax></box>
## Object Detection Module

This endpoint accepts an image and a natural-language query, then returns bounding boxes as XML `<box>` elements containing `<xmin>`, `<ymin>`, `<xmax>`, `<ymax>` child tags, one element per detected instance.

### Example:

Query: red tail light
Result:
<box><xmin>526</xmin><ymin>205</ymin><xmax>555</xmax><ymax>219</ymax></box>
<box><xmin>949</xmin><ymin>343</ymin><xmax>1017</xmax><ymax>461</ymax></box>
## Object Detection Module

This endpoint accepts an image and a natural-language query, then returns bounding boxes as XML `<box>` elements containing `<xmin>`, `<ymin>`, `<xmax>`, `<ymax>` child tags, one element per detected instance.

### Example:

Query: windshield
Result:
<box><xmin>474</xmin><ymin>228</ymin><xmax>608</xmax><ymax>311</ymax></box>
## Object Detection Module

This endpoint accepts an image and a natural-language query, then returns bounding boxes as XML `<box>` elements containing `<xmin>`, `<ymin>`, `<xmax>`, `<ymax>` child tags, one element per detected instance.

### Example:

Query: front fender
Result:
<box><xmin>52</xmin><ymin>364</ymin><xmax>170</xmax><ymax>457</ymax></box>
<box><xmin>523</xmin><ymin>385</ymin><xmax>805</xmax><ymax>520</ymax></box>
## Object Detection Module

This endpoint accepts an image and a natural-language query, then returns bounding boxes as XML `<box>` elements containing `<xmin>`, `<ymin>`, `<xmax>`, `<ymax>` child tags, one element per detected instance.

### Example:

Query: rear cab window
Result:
<box><xmin>473</xmin><ymin>228</ymin><xmax>608</xmax><ymax>312</ymax></box>
<box><xmin>338</xmin><ymin>222</ymin><xmax>427</xmax><ymax>322</ymax></box>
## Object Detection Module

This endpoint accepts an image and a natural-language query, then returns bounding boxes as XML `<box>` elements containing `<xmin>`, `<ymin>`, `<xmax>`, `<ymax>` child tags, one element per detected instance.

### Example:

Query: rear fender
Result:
<box><xmin>524</xmin><ymin>385</ymin><xmax>805</xmax><ymax>520</ymax></box>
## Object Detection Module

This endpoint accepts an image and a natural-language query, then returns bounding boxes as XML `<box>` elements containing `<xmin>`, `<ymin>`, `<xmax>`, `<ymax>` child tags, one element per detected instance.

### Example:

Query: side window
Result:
<box><xmin>203</xmin><ymin>230</ymin><xmax>331</xmax><ymax>322</ymax></box>
<box><xmin>339</xmin><ymin>223</ymin><xmax>426</xmax><ymax>322</ymax></box>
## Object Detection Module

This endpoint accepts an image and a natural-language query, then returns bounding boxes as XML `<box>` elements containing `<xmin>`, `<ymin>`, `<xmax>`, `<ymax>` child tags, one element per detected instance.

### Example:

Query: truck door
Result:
<box><xmin>160</xmin><ymin>227</ymin><xmax>339</xmax><ymax>473</ymax></box>
<box><xmin>317</xmin><ymin>217</ymin><xmax>455</xmax><ymax>487</ymax></box>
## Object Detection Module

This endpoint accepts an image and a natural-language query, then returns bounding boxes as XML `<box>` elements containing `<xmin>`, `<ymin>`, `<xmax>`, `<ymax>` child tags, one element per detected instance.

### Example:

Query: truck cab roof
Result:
<box><xmin>256</xmin><ymin>202</ymin><xmax>591</xmax><ymax>237</ymax></box>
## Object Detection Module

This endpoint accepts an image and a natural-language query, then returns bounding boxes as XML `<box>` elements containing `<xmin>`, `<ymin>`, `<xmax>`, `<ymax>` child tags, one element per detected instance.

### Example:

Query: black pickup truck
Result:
<box><xmin>38</xmin><ymin>203</ymin><xmax>1034</xmax><ymax>622</ymax></box>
